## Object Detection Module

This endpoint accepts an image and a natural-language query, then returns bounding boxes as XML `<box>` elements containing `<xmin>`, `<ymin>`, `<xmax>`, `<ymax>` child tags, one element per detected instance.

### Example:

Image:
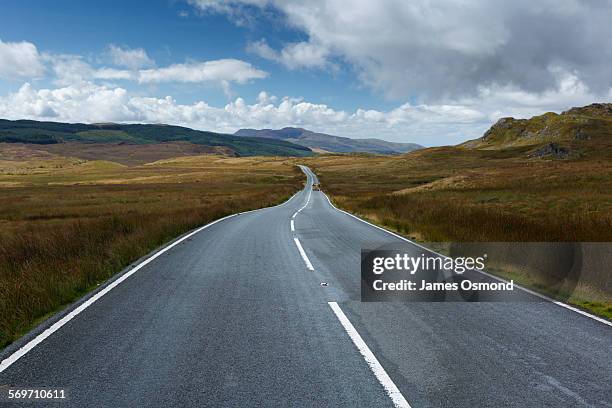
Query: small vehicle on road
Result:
<box><xmin>312</xmin><ymin>183</ymin><xmax>321</xmax><ymax>191</ymax></box>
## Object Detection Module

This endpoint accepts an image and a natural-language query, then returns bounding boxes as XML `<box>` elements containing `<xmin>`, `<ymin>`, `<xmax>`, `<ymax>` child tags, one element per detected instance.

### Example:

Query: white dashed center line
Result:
<box><xmin>294</xmin><ymin>237</ymin><xmax>314</xmax><ymax>271</ymax></box>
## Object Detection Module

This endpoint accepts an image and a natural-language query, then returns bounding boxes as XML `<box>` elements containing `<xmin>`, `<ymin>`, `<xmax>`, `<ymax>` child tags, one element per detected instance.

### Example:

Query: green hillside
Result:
<box><xmin>0</xmin><ymin>119</ymin><xmax>313</xmax><ymax>157</ymax></box>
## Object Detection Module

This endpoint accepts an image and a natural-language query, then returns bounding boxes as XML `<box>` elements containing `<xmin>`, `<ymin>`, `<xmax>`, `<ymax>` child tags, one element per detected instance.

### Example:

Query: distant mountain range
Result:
<box><xmin>0</xmin><ymin>119</ymin><xmax>313</xmax><ymax>157</ymax></box>
<box><xmin>234</xmin><ymin>127</ymin><xmax>422</xmax><ymax>154</ymax></box>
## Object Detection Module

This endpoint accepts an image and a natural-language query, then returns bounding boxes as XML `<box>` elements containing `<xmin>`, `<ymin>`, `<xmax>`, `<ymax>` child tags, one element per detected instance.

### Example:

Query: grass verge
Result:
<box><xmin>306</xmin><ymin>151</ymin><xmax>611</xmax><ymax>319</ymax></box>
<box><xmin>0</xmin><ymin>154</ymin><xmax>302</xmax><ymax>348</ymax></box>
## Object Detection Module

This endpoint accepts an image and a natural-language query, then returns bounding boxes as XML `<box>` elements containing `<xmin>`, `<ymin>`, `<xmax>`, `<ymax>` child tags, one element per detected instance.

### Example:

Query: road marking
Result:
<box><xmin>290</xmin><ymin>169</ymin><xmax>315</xmax><ymax>270</ymax></box>
<box><xmin>321</xmin><ymin>191</ymin><xmax>612</xmax><ymax>327</ymax></box>
<box><xmin>291</xmin><ymin>191</ymin><xmax>309</xmax><ymax>220</ymax></box>
<box><xmin>290</xmin><ymin>168</ymin><xmax>312</xmax><ymax>229</ymax></box>
<box><xmin>297</xmin><ymin>188</ymin><xmax>312</xmax><ymax>213</ymax></box>
<box><xmin>328</xmin><ymin>302</ymin><xmax>412</xmax><ymax>408</ymax></box>
<box><xmin>0</xmin><ymin>189</ymin><xmax>305</xmax><ymax>374</ymax></box>
<box><xmin>293</xmin><ymin>237</ymin><xmax>314</xmax><ymax>271</ymax></box>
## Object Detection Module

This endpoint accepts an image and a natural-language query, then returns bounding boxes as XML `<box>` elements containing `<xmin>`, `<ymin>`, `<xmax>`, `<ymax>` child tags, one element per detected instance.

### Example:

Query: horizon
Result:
<box><xmin>1</xmin><ymin>1</ymin><xmax>612</xmax><ymax>147</ymax></box>
<box><xmin>4</xmin><ymin>102</ymin><xmax>602</xmax><ymax>148</ymax></box>
<box><xmin>0</xmin><ymin>117</ymin><xmax>429</xmax><ymax>145</ymax></box>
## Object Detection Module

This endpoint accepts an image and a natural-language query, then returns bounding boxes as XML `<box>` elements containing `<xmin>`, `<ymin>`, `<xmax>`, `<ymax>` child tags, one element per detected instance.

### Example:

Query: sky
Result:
<box><xmin>0</xmin><ymin>0</ymin><xmax>611</xmax><ymax>146</ymax></box>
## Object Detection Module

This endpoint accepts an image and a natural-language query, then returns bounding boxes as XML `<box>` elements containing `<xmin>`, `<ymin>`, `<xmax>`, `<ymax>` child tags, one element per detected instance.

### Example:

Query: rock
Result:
<box><xmin>563</xmin><ymin>103</ymin><xmax>612</xmax><ymax>117</ymax></box>
<box><xmin>528</xmin><ymin>143</ymin><xmax>570</xmax><ymax>159</ymax></box>
<box><xmin>481</xmin><ymin>117</ymin><xmax>526</xmax><ymax>140</ymax></box>
<box><xmin>573</xmin><ymin>128</ymin><xmax>590</xmax><ymax>140</ymax></box>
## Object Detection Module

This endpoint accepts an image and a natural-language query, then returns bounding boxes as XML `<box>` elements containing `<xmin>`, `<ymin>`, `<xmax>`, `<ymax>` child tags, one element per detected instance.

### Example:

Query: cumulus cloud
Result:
<box><xmin>0</xmin><ymin>82</ymin><xmax>132</xmax><ymax>122</ymax></box>
<box><xmin>190</xmin><ymin>0</ymin><xmax>612</xmax><ymax>101</ymax></box>
<box><xmin>0</xmin><ymin>39</ymin><xmax>45</xmax><ymax>79</ymax></box>
<box><xmin>105</xmin><ymin>44</ymin><xmax>154</xmax><ymax>69</ymax></box>
<box><xmin>2</xmin><ymin>77</ymin><xmax>608</xmax><ymax>146</ymax></box>
<box><xmin>247</xmin><ymin>39</ymin><xmax>330</xmax><ymax>70</ymax></box>
<box><xmin>0</xmin><ymin>80</ymin><xmax>491</xmax><ymax>145</ymax></box>
<box><xmin>0</xmin><ymin>81</ymin><xmax>347</xmax><ymax>130</ymax></box>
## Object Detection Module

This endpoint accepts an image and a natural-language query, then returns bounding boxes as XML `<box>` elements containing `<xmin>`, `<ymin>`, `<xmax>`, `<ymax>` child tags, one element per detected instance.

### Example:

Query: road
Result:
<box><xmin>0</xmin><ymin>166</ymin><xmax>610</xmax><ymax>407</ymax></box>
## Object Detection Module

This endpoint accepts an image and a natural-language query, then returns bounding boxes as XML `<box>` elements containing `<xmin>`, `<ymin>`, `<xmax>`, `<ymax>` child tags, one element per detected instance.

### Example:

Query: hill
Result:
<box><xmin>234</xmin><ymin>127</ymin><xmax>422</xmax><ymax>154</ymax></box>
<box><xmin>0</xmin><ymin>119</ymin><xmax>313</xmax><ymax>157</ymax></box>
<box><xmin>461</xmin><ymin>103</ymin><xmax>612</xmax><ymax>159</ymax></box>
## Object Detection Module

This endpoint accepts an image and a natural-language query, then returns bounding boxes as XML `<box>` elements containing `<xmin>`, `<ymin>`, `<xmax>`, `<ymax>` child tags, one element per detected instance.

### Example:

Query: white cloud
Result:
<box><xmin>2</xmin><ymin>74</ymin><xmax>608</xmax><ymax>146</ymax></box>
<box><xmin>246</xmin><ymin>39</ymin><xmax>277</xmax><ymax>61</ymax></box>
<box><xmin>256</xmin><ymin>90</ymin><xmax>276</xmax><ymax>104</ymax></box>
<box><xmin>105</xmin><ymin>44</ymin><xmax>154</xmax><ymax>69</ymax></box>
<box><xmin>0</xmin><ymin>82</ymin><xmax>132</xmax><ymax>122</ymax></box>
<box><xmin>47</xmin><ymin>55</ymin><xmax>133</xmax><ymax>85</ymax></box>
<box><xmin>45</xmin><ymin>54</ymin><xmax>266</xmax><ymax>93</ymax></box>
<box><xmin>247</xmin><ymin>39</ymin><xmax>330</xmax><ymax>70</ymax></box>
<box><xmin>186</xmin><ymin>0</ymin><xmax>268</xmax><ymax>22</ymax></box>
<box><xmin>93</xmin><ymin>68</ymin><xmax>134</xmax><ymax>81</ymax></box>
<box><xmin>137</xmin><ymin>59</ymin><xmax>267</xmax><ymax>84</ymax></box>
<box><xmin>0</xmin><ymin>38</ymin><xmax>266</xmax><ymax>93</ymax></box>
<box><xmin>190</xmin><ymin>0</ymin><xmax>612</xmax><ymax>101</ymax></box>
<box><xmin>188</xmin><ymin>0</ymin><xmax>267</xmax><ymax>10</ymax></box>
<box><xmin>462</xmin><ymin>68</ymin><xmax>606</xmax><ymax>122</ymax></box>
<box><xmin>0</xmin><ymin>39</ymin><xmax>45</xmax><ymax>80</ymax></box>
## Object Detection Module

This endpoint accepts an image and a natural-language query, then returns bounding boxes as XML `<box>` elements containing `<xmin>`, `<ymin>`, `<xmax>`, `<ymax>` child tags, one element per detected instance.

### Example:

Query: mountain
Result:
<box><xmin>461</xmin><ymin>103</ymin><xmax>612</xmax><ymax>158</ymax></box>
<box><xmin>0</xmin><ymin>119</ymin><xmax>313</xmax><ymax>157</ymax></box>
<box><xmin>234</xmin><ymin>127</ymin><xmax>422</xmax><ymax>154</ymax></box>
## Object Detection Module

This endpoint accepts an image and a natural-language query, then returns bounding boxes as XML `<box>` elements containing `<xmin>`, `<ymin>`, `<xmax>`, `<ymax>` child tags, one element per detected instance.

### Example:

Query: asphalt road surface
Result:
<box><xmin>0</xmin><ymin>166</ymin><xmax>610</xmax><ymax>407</ymax></box>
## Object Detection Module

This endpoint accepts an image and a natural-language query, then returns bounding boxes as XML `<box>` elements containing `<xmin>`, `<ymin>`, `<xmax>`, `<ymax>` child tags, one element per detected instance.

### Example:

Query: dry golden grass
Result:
<box><xmin>304</xmin><ymin>149</ymin><xmax>612</xmax><ymax>242</ymax></box>
<box><xmin>0</xmin><ymin>152</ymin><xmax>302</xmax><ymax>348</ymax></box>
<box><xmin>302</xmin><ymin>148</ymin><xmax>612</xmax><ymax>317</ymax></box>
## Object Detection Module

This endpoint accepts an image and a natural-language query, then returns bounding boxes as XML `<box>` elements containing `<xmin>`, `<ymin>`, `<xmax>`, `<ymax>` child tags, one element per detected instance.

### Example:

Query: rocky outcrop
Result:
<box><xmin>466</xmin><ymin>103</ymin><xmax>611</xmax><ymax>152</ymax></box>
<box><xmin>562</xmin><ymin>103</ymin><xmax>612</xmax><ymax>117</ymax></box>
<box><xmin>528</xmin><ymin>143</ymin><xmax>570</xmax><ymax>159</ymax></box>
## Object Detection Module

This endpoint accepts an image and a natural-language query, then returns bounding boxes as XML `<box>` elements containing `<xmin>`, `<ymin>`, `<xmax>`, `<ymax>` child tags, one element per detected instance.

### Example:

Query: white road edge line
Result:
<box><xmin>321</xmin><ymin>192</ymin><xmax>612</xmax><ymax>327</ymax></box>
<box><xmin>293</xmin><ymin>237</ymin><xmax>314</xmax><ymax>271</ymax></box>
<box><xmin>328</xmin><ymin>302</ymin><xmax>412</xmax><ymax>408</ymax></box>
<box><xmin>0</xmin><ymin>189</ymin><xmax>304</xmax><ymax>374</ymax></box>
<box><xmin>290</xmin><ymin>219</ymin><xmax>295</xmax><ymax>232</ymax></box>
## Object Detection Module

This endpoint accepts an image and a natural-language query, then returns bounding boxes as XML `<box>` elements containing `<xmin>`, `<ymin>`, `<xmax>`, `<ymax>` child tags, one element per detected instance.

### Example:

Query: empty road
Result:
<box><xmin>1</xmin><ymin>166</ymin><xmax>610</xmax><ymax>407</ymax></box>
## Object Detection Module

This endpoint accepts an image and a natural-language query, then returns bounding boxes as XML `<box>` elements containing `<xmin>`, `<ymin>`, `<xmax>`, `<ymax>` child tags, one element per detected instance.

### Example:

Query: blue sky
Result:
<box><xmin>0</xmin><ymin>0</ymin><xmax>610</xmax><ymax>145</ymax></box>
<box><xmin>0</xmin><ymin>0</ymin><xmax>379</xmax><ymax>110</ymax></box>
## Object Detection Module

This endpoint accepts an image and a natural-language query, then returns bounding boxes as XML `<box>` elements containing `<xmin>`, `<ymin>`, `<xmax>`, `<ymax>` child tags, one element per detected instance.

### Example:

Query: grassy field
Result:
<box><xmin>1</xmin><ymin>133</ymin><xmax>610</xmax><ymax>347</ymax></box>
<box><xmin>0</xmin><ymin>145</ymin><xmax>302</xmax><ymax>348</ymax></box>
<box><xmin>304</xmin><ymin>147</ymin><xmax>612</xmax><ymax>318</ymax></box>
